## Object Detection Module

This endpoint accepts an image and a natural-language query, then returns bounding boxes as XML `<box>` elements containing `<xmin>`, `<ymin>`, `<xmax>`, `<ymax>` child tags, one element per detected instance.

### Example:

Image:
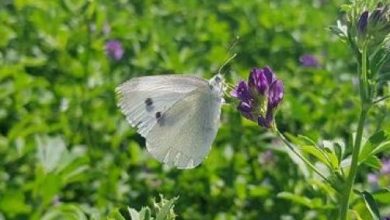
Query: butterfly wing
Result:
<box><xmin>145</xmin><ymin>86</ymin><xmax>223</xmax><ymax>169</ymax></box>
<box><xmin>116</xmin><ymin>75</ymin><xmax>207</xmax><ymax>137</ymax></box>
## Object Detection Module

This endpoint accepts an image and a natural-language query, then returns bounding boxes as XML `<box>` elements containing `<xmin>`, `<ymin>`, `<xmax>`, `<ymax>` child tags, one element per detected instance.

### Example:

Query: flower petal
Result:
<box><xmin>358</xmin><ymin>11</ymin><xmax>369</xmax><ymax>35</ymax></box>
<box><xmin>299</xmin><ymin>54</ymin><xmax>319</xmax><ymax>67</ymax></box>
<box><xmin>263</xmin><ymin>66</ymin><xmax>276</xmax><ymax>85</ymax></box>
<box><xmin>258</xmin><ymin>115</ymin><xmax>270</xmax><ymax>128</ymax></box>
<box><xmin>268</xmin><ymin>80</ymin><xmax>284</xmax><ymax>108</ymax></box>
<box><xmin>237</xmin><ymin>101</ymin><xmax>255</xmax><ymax>121</ymax></box>
<box><xmin>248</xmin><ymin>68</ymin><xmax>270</xmax><ymax>95</ymax></box>
<box><xmin>231</xmin><ymin>81</ymin><xmax>252</xmax><ymax>102</ymax></box>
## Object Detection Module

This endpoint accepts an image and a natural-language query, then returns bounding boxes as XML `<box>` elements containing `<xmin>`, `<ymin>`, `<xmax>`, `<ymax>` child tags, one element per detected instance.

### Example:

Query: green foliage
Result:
<box><xmin>0</xmin><ymin>0</ymin><xmax>389</xmax><ymax>219</ymax></box>
<box><xmin>359</xmin><ymin>130</ymin><xmax>390</xmax><ymax>166</ymax></box>
<box><xmin>360</xmin><ymin>191</ymin><xmax>381</xmax><ymax>220</ymax></box>
<box><xmin>108</xmin><ymin>196</ymin><xmax>177</xmax><ymax>220</ymax></box>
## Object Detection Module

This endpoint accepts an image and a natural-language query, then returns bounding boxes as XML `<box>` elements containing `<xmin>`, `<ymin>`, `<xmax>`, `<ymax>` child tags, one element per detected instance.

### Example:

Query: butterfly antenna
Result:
<box><xmin>217</xmin><ymin>36</ymin><xmax>240</xmax><ymax>75</ymax></box>
<box><xmin>227</xmin><ymin>35</ymin><xmax>240</xmax><ymax>55</ymax></box>
<box><xmin>217</xmin><ymin>53</ymin><xmax>237</xmax><ymax>75</ymax></box>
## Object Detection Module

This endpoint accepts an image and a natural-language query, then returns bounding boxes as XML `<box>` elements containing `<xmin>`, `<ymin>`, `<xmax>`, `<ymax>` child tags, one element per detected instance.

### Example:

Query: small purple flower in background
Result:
<box><xmin>231</xmin><ymin>66</ymin><xmax>284</xmax><ymax>129</ymax></box>
<box><xmin>380</xmin><ymin>158</ymin><xmax>390</xmax><ymax>175</ymax></box>
<box><xmin>258</xmin><ymin>150</ymin><xmax>276</xmax><ymax>166</ymax></box>
<box><xmin>299</xmin><ymin>54</ymin><xmax>320</xmax><ymax>67</ymax></box>
<box><xmin>105</xmin><ymin>40</ymin><xmax>124</xmax><ymax>61</ymax></box>
<box><xmin>367</xmin><ymin>173</ymin><xmax>379</xmax><ymax>185</ymax></box>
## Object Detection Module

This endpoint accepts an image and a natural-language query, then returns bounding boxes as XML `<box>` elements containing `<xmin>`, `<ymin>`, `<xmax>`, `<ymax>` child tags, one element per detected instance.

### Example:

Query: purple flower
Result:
<box><xmin>258</xmin><ymin>150</ymin><xmax>275</xmax><ymax>166</ymax></box>
<box><xmin>231</xmin><ymin>81</ymin><xmax>252</xmax><ymax>103</ymax></box>
<box><xmin>105</xmin><ymin>40</ymin><xmax>124</xmax><ymax>61</ymax></box>
<box><xmin>380</xmin><ymin>158</ymin><xmax>390</xmax><ymax>175</ymax></box>
<box><xmin>367</xmin><ymin>173</ymin><xmax>379</xmax><ymax>185</ymax></box>
<box><xmin>357</xmin><ymin>4</ymin><xmax>390</xmax><ymax>43</ymax></box>
<box><xmin>299</xmin><ymin>54</ymin><xmax>319</xmax><ymax>67</ymax></box>
<box><xmin>231</xmin><ymin>66</ymin><xmax>284</xmax><ymax>129</ymax></box>
<box><xmin>358</xmin><ymin>11</ymin><xmax>369</xmax><ymax>35</ymax></box>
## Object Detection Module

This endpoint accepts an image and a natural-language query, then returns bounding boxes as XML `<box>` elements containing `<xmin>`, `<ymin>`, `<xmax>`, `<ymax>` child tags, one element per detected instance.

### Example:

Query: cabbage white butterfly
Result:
<box><xmin>116</xmin><ymin>73</ymin><xmax>224</xmax><ymax>169</ymax></box>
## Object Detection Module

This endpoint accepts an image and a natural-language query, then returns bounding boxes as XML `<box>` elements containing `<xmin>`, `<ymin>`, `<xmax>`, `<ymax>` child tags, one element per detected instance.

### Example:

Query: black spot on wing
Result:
<box><xmin>145</xmin><ymin>98</ymin><xmax>153</xmax><ymax>106</ymax></box>
<box><xmin>145</xmin><ymin>98</ymin><xmax>154</xmax><ymax>112</ymax></box>
<box><xmin>155</xmin><ymin>111</ymin><xmax>164</xmax><ymax>126</ymax></box>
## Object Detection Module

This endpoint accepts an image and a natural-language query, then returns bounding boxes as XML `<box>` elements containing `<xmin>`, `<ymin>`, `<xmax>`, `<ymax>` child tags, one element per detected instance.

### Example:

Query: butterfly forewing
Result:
<box><xmin>116</xmin><ymin>75</ymin><xmax>207</xmax><ymax>137</ymax></box>
<box><xmin>145</xmin><ymin>86</ymin><xmax>222</xmax><ymax>169</ymax></box>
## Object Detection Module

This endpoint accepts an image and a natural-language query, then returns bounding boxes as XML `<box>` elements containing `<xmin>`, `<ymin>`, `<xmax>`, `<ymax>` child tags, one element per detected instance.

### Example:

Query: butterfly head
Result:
<box><xmin>208</xmin><ymin>74</ymin><xmax>224</xmax><ymax>97</ymax></box>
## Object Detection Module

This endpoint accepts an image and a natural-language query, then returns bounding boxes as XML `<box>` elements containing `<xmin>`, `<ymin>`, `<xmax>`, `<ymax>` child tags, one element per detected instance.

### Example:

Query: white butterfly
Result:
<box><xmin>116</xmin><ymin>74</ymin><xmax>224</xmax><ymax>169</ymax></box>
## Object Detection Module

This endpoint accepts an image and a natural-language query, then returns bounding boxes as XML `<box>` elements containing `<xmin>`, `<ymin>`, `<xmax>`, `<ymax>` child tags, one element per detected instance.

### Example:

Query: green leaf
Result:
<box><xmin>285</xmin><ymin>133</ymin><xmax>317</xmax><ymax>146</ymax></box>
<box><xmin>61</xmin><ymin>0</ymin><xmax>87</xmax><ymax>13</ymax></box>
<box><xmin>363</xmin><ymin>155</ymin><xmax>382</xmax><ymax>170</ymax></box>
<box><xmin>276</xmin><ymin>192</ymin><xmax>331</xmax><ymax>209</ymax></box>
<box><xmin>0</xmin><ymin>190</ymin><xmax>31</xmax><ymax>215</ymax></box>
<box><xmin>334</xmin><ymin>143</ymin><xmax>343</xmax><ymax>164</ymax></box>
<box><xmin>139</xmin><ymin>207</ymin><xmax>152</xmax><ymax>220</ymax></box>
<box><xmin>323</xmin><ymin>147</ymin><xmax>339</xmax><ymax>170</ymax></box>
<box><xmin>284</xmin><ymin>133</ymin><xmax>305</xmax><ymax>145</ymax></box>
<box><xmin>41</xmin><ymin>204</ymin><xmax>87</xmax><ymax>220</ymax></box>
<box><xmin>297</xmin><ymin>135</ymin><xmax>317</xmax><ymax>146</ymax></box>
<box><xmin>126</xmin><ymin>207</ymin><xmax>152</xmax><ymax>220</ymax></box>
<box><xmin>359</xmin><ymin>130</ymin><xmax>390</xmax><ymax>164</ymax></box>
<box><xmin>155</xmin><ymin>196</ymin><xmax>178</xmax><ymax>220</ymax></box>
<box><xmin>0</xmin><ymin>25</ymin><xmax>16</xmax><ymax>48</ymax></box>
<box><xmin>36</xmin><ymin>135</ymin><xmax>68</xmax><ymax>173</ymax></box>
<box><xmin>360</xmin><ymin>191</ymin><xmax>381</xmax><ymax>220</ymax></box>
<box><xmin>373</xmin><ymin>188</ymin><xmax>390</xmax><ymax>204</ymax></box>
<box><xmin>349</xmin><ymin>210</ymin><xmax>364</xmax><ymax>220</ymax></box>
<box><xmin>299</xmin><ymin>145</ymin><xmax>329</xmax><ymax>168</ymax></box>
<box><xmin>277</xmin><ymin>192</ymin><xmax>314</xmax><ymax>208</ymax></box>
<box><xmin>128</xmin><ymin>208</ymin><xmax>140</xmax><ymax>220</ymax></box>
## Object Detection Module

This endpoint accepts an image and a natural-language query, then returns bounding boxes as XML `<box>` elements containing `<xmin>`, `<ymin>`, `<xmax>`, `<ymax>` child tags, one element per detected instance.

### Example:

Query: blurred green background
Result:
<box><xmin>1</xmin><ymin>0</ymin><xmax>389</xmax><ymax>219</ymax></box>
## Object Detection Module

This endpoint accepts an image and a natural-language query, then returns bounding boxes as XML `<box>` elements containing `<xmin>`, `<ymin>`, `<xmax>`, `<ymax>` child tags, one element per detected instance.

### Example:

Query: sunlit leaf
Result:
<box><xmin>359</xmin><ymin>130</ymin><xmax>390</xmax><ymax>164</ymax></box>
<box><xmin>360</xmin><ymin>191</ymin><xmax>381</xmax><ymax>220</ymax></box>
<box><xmin>36</xmin><ymin>135</ymin><xmax>68</xmax><ymax>173</ymax></box>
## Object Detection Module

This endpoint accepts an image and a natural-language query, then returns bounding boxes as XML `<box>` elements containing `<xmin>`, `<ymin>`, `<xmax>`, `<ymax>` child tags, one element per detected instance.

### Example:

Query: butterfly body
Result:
<box><xmin>116</xmin><ymin>74</ymin><xmax>223</xmax><ymax>169</ymax></box>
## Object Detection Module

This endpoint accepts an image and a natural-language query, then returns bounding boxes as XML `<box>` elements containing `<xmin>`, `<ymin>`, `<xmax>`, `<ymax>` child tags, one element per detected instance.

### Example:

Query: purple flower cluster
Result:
<box><xmin>299</xmin><ymin>54</ymin><xmax>320</xmax><ymax>68</ymax></box>
<box><xmin>105</xmin><ymin>40</ymin><xmax>124</xmax><ymax>61</ymax></box>
<box><xmin>231</xmin><ymin>66</ymin><xmax>284</xmax><ymax>129</ymax></box>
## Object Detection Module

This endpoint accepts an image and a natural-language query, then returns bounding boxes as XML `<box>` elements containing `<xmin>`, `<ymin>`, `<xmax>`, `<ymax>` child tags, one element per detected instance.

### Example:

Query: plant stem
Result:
<box><xmin>338</xmin><ymin>45</ymin><xmax>370</xmax><ymax>220</ymax></box>
<box><xmin>276</xmin><ymin>130</ymin><xmax>330</xmax><ymax>183</ymax></box>
<box><xmin>338</xmin><ymin>108</ymin><xmax>368</xmax><ymax>220</ymax></box>
<box><xmin>373</xmin><ymin>95</ymin><xmax>390</xmax><ymax>104</ymax></box>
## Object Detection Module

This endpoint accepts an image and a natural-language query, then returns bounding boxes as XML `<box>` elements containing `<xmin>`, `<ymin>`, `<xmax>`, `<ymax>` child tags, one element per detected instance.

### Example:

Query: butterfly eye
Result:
<box><xmin>215</xmin><ymin>75</ymin><xmax>221</xmax><ymax>83</ymax></box>
<box><xmin>155</xmin><ymin>111</ymin><xmax>162</xmax><ymax>119</ymax></box>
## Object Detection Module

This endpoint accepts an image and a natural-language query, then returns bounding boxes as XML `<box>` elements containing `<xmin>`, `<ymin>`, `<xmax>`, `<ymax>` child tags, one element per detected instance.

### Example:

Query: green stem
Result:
<box><xmin>338</xmin><ymin>108</ymin><xmax>368</xmax><ymax>220</ymax></box>
<box><xmin>338</xmin><ymin>45</ymin><xmax>370</xmax><ymax>220</ymax></box>
<box><xmin>276</xmin><ymin>129</ymin><xmax>330</xmax><ymax>183</ymax></box>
